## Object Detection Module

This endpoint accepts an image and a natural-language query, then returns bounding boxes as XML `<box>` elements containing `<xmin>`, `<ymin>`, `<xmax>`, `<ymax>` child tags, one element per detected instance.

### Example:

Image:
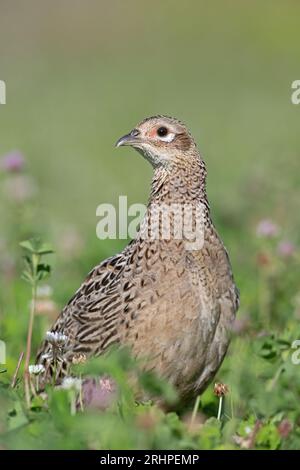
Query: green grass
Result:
<box><xmin>1</xmin><ymin>0</ymin><xmax>300</xmax><ymax>450</ymax></box>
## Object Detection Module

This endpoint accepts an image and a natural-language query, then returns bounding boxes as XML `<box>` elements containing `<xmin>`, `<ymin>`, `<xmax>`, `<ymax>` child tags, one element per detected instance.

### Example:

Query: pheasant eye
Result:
<box><xmin>157</xmin><ymin>126</ymin><xmax>168</xmax><ymax>137</ymax></box>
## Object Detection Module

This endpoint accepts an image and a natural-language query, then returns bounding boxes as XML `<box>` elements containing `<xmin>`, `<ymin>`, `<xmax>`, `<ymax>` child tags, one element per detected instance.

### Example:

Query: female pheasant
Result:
<box><xmin>37</xmin><ymin>115</ymin><xmax>239</xmax><ymax>401</ymax></box>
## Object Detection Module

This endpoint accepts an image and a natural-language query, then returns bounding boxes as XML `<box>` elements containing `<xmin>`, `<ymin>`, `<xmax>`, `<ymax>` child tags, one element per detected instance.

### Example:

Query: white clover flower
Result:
<box><xmin>46</xmin><ymin>331</ymin><xmax>68</xmax><ymax>346</ymax></box>
<box><xmin>29</xmin><ymin>364</ymin><xmax>45</xmax><ymax>375</ymax></box>
<box><xmin>61</xmin><ymin>377</ymin><xmax>82</xmax><ymax>391</ymax></box>
<box><xmin>37</xmin><ymin>284</ymin><xmax>53</xmax><ymax>298</ymax></box>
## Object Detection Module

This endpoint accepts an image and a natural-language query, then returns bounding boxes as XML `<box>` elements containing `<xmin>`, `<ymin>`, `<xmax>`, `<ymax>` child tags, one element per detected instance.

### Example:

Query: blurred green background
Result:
<box><xmin>1</xmin><ymin>0</ymin><xmax>299</xmax><ymax>226</ymax></box>
<box><xmin>1</xmin><ymin>0</ymin><xmax>299</xmax><ymax>302</ymax></box>
<box><xmin>0</xmin><ymin>0</ymin><xmax>300</xmax><ymax>450</ymax></box>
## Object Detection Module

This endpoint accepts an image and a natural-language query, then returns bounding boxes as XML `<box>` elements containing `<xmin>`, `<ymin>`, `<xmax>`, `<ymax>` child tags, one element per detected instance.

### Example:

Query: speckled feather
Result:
<box><xmin>36</xmin><ymin>116</ymin><xmax>239</xmax><ymax>399</ymax></box>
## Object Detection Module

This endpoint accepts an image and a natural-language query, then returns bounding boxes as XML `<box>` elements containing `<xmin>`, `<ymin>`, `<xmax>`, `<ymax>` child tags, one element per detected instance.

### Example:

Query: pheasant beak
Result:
<box><xmin>115</xmin><ymin>128</ymin><xmax>141</xmax><ymax>148</ymax></box>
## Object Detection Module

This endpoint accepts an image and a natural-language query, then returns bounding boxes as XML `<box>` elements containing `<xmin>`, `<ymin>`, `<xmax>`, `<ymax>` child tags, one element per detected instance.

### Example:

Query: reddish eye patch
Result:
<box><xmin>148</xmin><ymin>128</ymin><xmax>159</xmax><ymax>138</ymax></box>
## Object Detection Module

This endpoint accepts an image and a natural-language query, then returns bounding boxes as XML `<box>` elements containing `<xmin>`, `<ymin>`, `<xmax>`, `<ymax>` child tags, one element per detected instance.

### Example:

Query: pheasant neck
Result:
<box><xmin>150</xmin><ymin>156</ymin><xmax>208</xmax><ymax>206</ymax></box>
<box><xmin>138</xmin><ymin>156</ymin><xmax>212</xmax><ymax>248</ymax></box>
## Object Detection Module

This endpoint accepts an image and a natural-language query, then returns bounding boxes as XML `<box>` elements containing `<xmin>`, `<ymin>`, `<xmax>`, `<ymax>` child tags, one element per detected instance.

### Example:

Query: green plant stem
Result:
<box><xmin>217</xmin><ymin>396</ymin><xmax>223</xmax><ymax>421</ymax></box>
<box><xmin>24</xmin><ymin>284</ymin><xmax>37</xmax><ymax>408</ymax></box>
<box><xmin>70</xmin><ymin>390</ymin><xmax>76</xmax><ymax>416</ymax></box>
<box><xmin>11</xmin><ymin>350</ymin><xmax>24</xmax><ymax>389</ymax></box>
<box><xmin>79</xmin><ymin>374</ymin><xmax>84</xmax><ymax>412</ymax></box>
<box><xmin>190</xmin><ymin>395</ymin><xmax>201</xmax><ymax>425</ymax></box>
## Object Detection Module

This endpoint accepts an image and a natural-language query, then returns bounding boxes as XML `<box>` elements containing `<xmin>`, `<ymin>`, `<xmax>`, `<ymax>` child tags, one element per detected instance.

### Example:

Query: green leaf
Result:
<box><xmin>19</xmin><ymin>240</ymin><xmax>37</xmax><ymax>253</ymax></box>
<box><xmin>198</xmin><ymin>417</ymin><xmax>222</xmax><ymax>450</ymax></box>
<box><xmin>21</xmin><ymin>272</ymin><xmax>33</xmax><ymax>284</ymax></box>
<box><xmin>138</xmin><ymin>370</ymin><xmax>178</xmax><ymax>405</ymax></box>
<box><xmin>256</xmin><ymin>422</ymin><xmax>281</xmax><ymax>449</ymax></box>
<box><xmin>37</xmin><ymin>263</ymin><xmax>51</xmax><ymax>280</ymax></box>
<box><xmin>20</xmin><ymin>238</ymin><xmax>54</xmax><ymax>255</ymax></box>
<box><xmin>36</xmin><ymin>244</ymin><xmax>54</xmax><ymax>255</ymax></box>
<box><xmin>237</xmin><ymin>415</ymin><xmax>256</xmax><ymax>438</ymax></box>
<box><xmin>8</xmin><ymin>401</ymin><xmax>29</xmax><ymax>431</ymax></box>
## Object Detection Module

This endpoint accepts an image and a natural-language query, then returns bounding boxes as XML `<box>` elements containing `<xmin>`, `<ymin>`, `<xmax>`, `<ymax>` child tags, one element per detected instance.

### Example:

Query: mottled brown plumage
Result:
<box><xmin>37</xmin><ymin>115</ymin><xmax>239</xmax><ymax>400</ymax></box>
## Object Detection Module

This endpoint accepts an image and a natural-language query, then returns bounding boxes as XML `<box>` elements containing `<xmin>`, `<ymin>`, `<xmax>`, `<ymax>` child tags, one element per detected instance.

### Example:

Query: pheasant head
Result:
<box><xmin>116</xmin><ymin>115</ymin><xmax>207</xmax><ymax>203</ymax></box>
<box><xmin>115</xmin><ymin>115</ymin><xmax>200</xmax><ymax>168</ymax></box>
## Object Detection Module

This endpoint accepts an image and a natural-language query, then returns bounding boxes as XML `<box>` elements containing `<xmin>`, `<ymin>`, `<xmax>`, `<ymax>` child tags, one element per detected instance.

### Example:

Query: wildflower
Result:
<box><xmin>61</xmin><ymin>377</ymin><xmax>82</xmax><ymax>391</ymax></box>
<box><xmin>256</xmin><ymin>219</ymin><xmax>279</xmax><ymax>238</ymax></box>
<box><xmin>277</xmin><ymin>240</ymin><xmax>295</xmax><ymax>259</ymax></box>
<box><xmin>28</xmin><ymin>364</ymin><xmax>45</xmax><ymax>375</ymax></box>
<box><xmin>213</xmin><ymin>382</ymin><xmax>229</xmax><ymax>397</ymax></box>
<box><xmin>46</xmin><ymin>331</ymin><xmax>68</xmax><ymax>347</ymax></box>
<box><xmin>214</xmin><ymin>382</ymin><xmax>229</xmax><ymax>422</ymax></box>
<box><xmin>278</xmin><ymin>419</ymin><xmax>293</xmax><ymax>438</ymax></box>
<box><xmin>0</xmin><ymin>151</ymin><xmax>25</xmax><ymax>172</ymax></box>
<box><xmin>80</xmin><ymin>376</ymin><xmax>117</xmax><ymax>411</ymax></box>
<box><xmin>35</xmin><ymin>299</ymin><xmax>58</xmax><ymax>319</ymax></box>
<box><xmin>99</xmin><ymin>377</ymin><xmax>114</xmax><ymax>392</ymax></box>
<box><xmin>233</xmin><ymin>421</ymin><xmax>262</xmax><ymax>449</ymax></box>
<box><xmin>35</xmin><ymin>285</ymin><xmax>57</xmax><ymax>318</ymax></box>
